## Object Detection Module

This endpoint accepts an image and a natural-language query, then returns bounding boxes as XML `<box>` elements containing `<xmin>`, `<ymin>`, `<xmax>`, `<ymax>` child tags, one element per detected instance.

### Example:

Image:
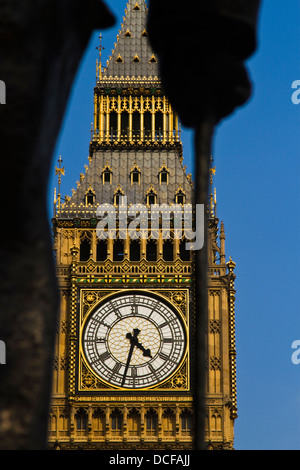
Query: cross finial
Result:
<box><xmin>208</xmin><ymin>156</ymin><xmax>217</xmax><ymax>218</ymax></box>
<box><xmin>54</xmin><ymin>155</ymin><xmax>65</xmax><ymax>213</ymax></box>
<box><xmin>96</xmin><ymin>33</ymin><xmax>105</xmax><ymax>80</ymax></box>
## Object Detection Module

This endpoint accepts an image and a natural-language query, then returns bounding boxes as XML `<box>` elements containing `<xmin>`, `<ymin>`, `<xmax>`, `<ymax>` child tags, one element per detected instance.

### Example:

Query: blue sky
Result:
<box><xmin>49</xmin><ymin>0</ymin><xmax>300</xmax><ymax>450</ymax></box>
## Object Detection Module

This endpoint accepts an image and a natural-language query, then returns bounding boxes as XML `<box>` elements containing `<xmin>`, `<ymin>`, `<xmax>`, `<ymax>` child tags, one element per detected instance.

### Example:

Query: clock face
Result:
<box><xmin>82</xmin><ymin>292</ymin><xmax>187</xmax><ymax>389</ymax></box>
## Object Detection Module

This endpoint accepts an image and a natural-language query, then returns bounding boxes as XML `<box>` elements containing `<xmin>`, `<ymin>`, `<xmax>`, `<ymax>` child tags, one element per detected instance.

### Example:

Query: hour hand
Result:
<box><xmin>136</xmin><ymin>341</ymin><xmax>152</xmax><ymax>358</ymax></box>
<box><xmin>127</xmin><ymin>330</ymin><xmax>152</xmax><ymax>358</ymax></box>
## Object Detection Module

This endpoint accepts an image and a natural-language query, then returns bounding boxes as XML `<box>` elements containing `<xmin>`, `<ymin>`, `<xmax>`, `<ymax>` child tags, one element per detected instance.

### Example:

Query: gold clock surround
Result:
<box><xmin>77</xmin><ymin>288</ymin><xmax>190</xmax><ymax>393</ymax></box>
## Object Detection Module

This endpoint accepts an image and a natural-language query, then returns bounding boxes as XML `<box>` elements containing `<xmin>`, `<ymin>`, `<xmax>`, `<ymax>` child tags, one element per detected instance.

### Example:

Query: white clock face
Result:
<box><xmin>82</xmin><ymin>292</ymin><xmax>187</xmax><ymax>389</ymax></box>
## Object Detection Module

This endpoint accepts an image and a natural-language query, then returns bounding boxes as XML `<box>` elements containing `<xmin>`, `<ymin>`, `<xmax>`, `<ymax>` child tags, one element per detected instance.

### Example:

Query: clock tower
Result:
<box><xmin>48</xmin><ymin>0</ymin><xmax>237</xmax><ymax>450</ymax></box>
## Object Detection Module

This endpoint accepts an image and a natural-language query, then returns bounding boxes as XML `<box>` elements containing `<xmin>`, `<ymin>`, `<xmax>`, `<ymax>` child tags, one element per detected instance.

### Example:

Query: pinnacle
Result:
<box><xmin>103</xmin><ymin>0</ymin><xmax>159</xmax><ymax>80</ymax></box>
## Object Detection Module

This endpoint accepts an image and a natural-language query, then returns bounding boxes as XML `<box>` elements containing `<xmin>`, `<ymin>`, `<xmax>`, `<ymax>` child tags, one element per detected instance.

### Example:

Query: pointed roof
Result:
<box><xmin>103</xmin><ymin>0</ymin><xmax>159</xmax><ymax>79</ymax></box>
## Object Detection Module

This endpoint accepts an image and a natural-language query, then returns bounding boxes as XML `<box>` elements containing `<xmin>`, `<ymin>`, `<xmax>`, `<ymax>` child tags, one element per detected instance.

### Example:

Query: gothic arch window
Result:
<box><xmin>211</xmin><ymin>410</ymin><xmax>222</xmax><ymax>434</ymax></box>
<box><xmin>59</xmin><ymin>412</ymin><xmax>69</xmax><ymax>437</ymax></box>
<box><xmin>115</xmin><ymin>54</ymin><xmax>124</xmax><ymax>63</ymax></box>
<box><xmin>155</xmin><ymin>111</ymin><xmax>163</xmax><ymax>138</ymax></box>
<box><xmin>121</xmin><ymin>112</ymin><xmax>129</xmax><ymax>135</ymax></box>
<box><xmin>133</xmin><ymin>2</ymin><xmax>140</xmax><ymax>10</ymax></box>
<box><xmin>146</xmin><ymin>409</ymin><xmax>158</xmax><ymax>436</ymax></box>
<box><xmin>124</xmin><ymin>29</ymin><xmax>131</xmax><ymax>37</ymax></box>
<box><xmin>149</xmin><ymin>54</ymin><xmax>157</xmax><ymax>63</ymax></box>
<box><xmin>146</xmin><ymin>188</ymin><xmax>157</xmax><ymax>205</ymax></box>
<box><xmin>85</xmin><ymin>188</ymin><xmax>95</xmax><ymax>205</ymax></box>
<box><xmin>179</xmin><ymin>239</ymin><xmax>190</xmax><ymax>261</ymax></box>
<box><xmin>130</xmin><ymin>164</ymin><xmax>141</xmax><ymax>185</ymax></box>
<box><xmin>180</xmin><ymin>409</ymin><xmax>193</xmax><ymax>436</ymax></box>
<box><xmin>132</xmin><ymin>55</ymin><xmax>140</xmax><ymax>63</ymax></box>
<box><xmin>132</xmin><ymin>111</ymin><xmax>140</xmax><ymax>134</ymax></box>
<box><xmin>146</xmin><ymin>239</ymin><xmax>157</xmax><ymax>262</ymax></box>
<box><xmin>162</xmin><ymin>408</ymin><xmax>176</xmax><ymax>437</ymax></box>
<box><xmin>175</xmin><ymin>188</ymin><xmax>185</xmax><ymax>205</ymax></box>
<box><xmin>141</xmin><ymin>29</ymin><xmax>148</xmax><ymax>37</ymax></box>
<box><xmin>163</xmin><ymin>239</ymin><xmax>173</xmax><ymax>261</ymax></box>
<box><xmin>109</xmin><ymin>111</ymin><xmax>118</xmax><ymax>135</ymax></box>
<box><xmin>97</xmin><ymin>239</ymin><xmax>107</xmax><ymax>261</ymax></box>
<box><xmin>130</xmin><ymin>239</ymin><xmax>140</xmax><ymax>261</ymax></box>
<box><xmin>80</xmin><ymin>232</ymin><xmax>92</xmax><ymax>261</ymax></box>
<box><xmin>49</xmin><ymin>412</ymin><xmax>57</xmax><ymax>437</ymax></box>
<box><xmin>102</xmin><ymin>165</ymin><xmax>112</xmax><ymax>184</ymax></box>
<box><xmin>114</xmin><ymin>187</ymin><xmax>124</xmax><ymax>206</ymax></box>
<box><xmin>75</xmin><ymin>408</ymin><xmax>88</xmax><ymax>434</ymax></box>
<box><xmin>159</xmin><ymin>165</ymin><xmax>169</xmax><ymax>184</ymax></box>
<box><xmin>144</xmin><ymin>111</ymin><xmax>152</xmax><ymax>136</ymax></box>
<box><xmin>93</xmin><ymin>409</ymin><xmax>106</xmax><ymax>437</ymax></box>
<box><xmin>113</xmin><ymin>239</ymin><xmax>124</xmax><ymax>261</ymax></box>
<box><xmin>110</xmin><ymin>409</ymin><xmax>123</xmax><ymax>436</ymax></box>
<box><xmin>127</xmin><ymin>408</ymin><xmax>141</xmax><ymax>437</ymax></box>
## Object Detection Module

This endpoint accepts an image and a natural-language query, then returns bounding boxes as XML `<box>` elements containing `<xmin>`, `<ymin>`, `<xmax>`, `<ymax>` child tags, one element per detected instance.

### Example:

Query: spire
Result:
<box><xmin>103</xmin><ymin>0</ymin><xmax>159</xmax><ymax>79</ymax></box>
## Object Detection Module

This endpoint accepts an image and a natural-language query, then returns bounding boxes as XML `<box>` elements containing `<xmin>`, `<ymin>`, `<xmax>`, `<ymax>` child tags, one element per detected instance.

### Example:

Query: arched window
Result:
<box><xmin>85</xmin><ymin>189</ymin><xmax>95</xmax><ymax>205</ymax></box>
<box><xmin>111</xmin><ymin>409</ymin><xmax>123</xmax><ymax>436</ymax></box>
<box><xmin>113</xmin><ymin>239</ymin><xmax>124</xmax><ymax>261</ymax></box>
<box><xmin>211</xmin><ymin>410</ymin><xmax>222</xmax><ymax>433</ymax></box>
<box><xmin>130</xmin><ymin>164</ymin><xmax>141</xmax><ymax>185</ymax></box>
<box><xmin>97</xmin><ymin>240</ymin><xmax>107</xmax><ymax>261</ymax></box>
<box><xmin>146</xmin><ymin>188</ymin><xmax>157</xmax><ymax>205</ymax></box>
<box><xmin>146</xmin><ymin>410</ymin><xmax>158</xmax><ymax>436</ymax></box>
<box><xmin>175</xmin><ymin>189</ymin><xmax>185</xmax><ymax>205</ymax></box>
<box><xmin>163</xmin><ymin>240</ymin><xmax>173</xmax><ymax>261</ymax></box>
<box><xmin>59</xmin><ymin>412</ymin><xmax>69</xmax><ymax>437</ymax></box>
<box><xmin>102</xmin><ymin>165</ymin><xmax>112</xmax><ymax>184</ymax></box>
<box><xmin>179</xmin><ymin>240</ymin><xmax>190</xmax><ymax>261</ymax></box>
<box><xmin>162</xmin><ymin>409</ymin><xmax>176</xmax><ymax>437</ymax></box>
<box><xmin>132</xmin><ymin>111</ymin><xmax>140</xmax><ymax>134</ymax></box>
<box><xmin>180</xmin><ymin>409</ymin><xmax>193</xmax><ymax>436</ymax></box>
<box><xmin>159</xmin><ymin>168</ymin><xmax>169</xmax><ymax>184</ymax></box>
<box><xmin>130</xmin><ymin>240</ymin><xmax>140</xmax><ymax>261</ymax></box>
<box><xmin>144</xmin><ymin>111</ymin><xmax>152</xmax><ymax>137</ymax></box>
<box><xmin>121</xmin><ymin>112</ymin><xmax>129</xmax><ymax>135</ymax></box>
<box><xmin>80</xmin><ymin>233</ymin><xmax>91</xmax><ymax>261</ymax></box>
<box><xmin>127</xmin><ymin>409</ymin><xmax>140</xmax><ymax>437</ymax></box>
<box><xmin>114</xmin><ymin>188</ymin><xmax>124</xmax><ymax>205</ymax></box>
<box><xmin>155</xmin><ymin>111</ymin><xmax>163</xmax><ymax>139</ymax></box>
<box><xmin>75</xmin><ymin>408</ymin><xmax>88</xmax><ymax>434</ymax></box>
<box><xmin>93</xmin><ymin>409</ymin><xmax>106</xmax><ymax>437</ymax></box>
<box><xmin>49</xmin><ymin>413</ymin><xmax>57</xmax><ymax>437</ymax></box>
<box><xmin>146</xmin><ymin>239</ymin><xmax>157</xmax><ymax>261</ymax></box>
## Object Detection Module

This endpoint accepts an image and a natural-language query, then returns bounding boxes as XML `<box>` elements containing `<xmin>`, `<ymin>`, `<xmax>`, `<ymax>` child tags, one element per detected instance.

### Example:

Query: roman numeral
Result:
<box><xmin>112</xmin><ymin>362</ymin><xmax>122</xmax><ymax>374</ymax></box>
<box><xmin>99</xmin><ymin>351</ymin><xmax>110</xmax><ymax>362</ymax></box>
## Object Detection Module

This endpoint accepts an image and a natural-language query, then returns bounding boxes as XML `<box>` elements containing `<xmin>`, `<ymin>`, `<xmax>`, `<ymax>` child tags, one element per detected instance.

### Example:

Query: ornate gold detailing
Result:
<box><xmin>75</xmin><ymin>288</ymin><xmax>190</xmax><ymax>393</ymax></box>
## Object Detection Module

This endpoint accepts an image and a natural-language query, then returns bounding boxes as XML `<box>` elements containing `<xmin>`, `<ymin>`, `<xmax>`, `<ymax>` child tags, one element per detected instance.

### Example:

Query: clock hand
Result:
<box><xmin>135</xmin><ymin>339</ymin><xmax>152</xmax><ymax>358</ymax></box>
<box><xmin>121</xmin><ymin>328</ymin><xmax>140</xmax><ymax>387</ymax></box>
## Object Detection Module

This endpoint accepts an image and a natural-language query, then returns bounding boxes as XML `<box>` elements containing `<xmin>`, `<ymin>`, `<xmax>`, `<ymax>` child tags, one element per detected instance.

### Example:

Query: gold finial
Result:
<box><xmin>54</xmin><ymin>155</ymin><xmax>65</xmax><ymax>213</ymax></box>
<box><xmin>208</xmin><ymin>156</ymin><xmax>216</xmax><ymax>217</ymax></box>
<box><xmin>96</xmin><ymin>33</ymin><xmax>105</xmax><ymax>80</ymax></box>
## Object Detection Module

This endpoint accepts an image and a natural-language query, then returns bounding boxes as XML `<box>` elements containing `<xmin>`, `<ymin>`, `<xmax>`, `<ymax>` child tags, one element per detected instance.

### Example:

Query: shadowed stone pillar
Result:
<box><xmin>0</xmin><ymin>0</ymin><xmax>114</xmax><ymax>450</ymax></box>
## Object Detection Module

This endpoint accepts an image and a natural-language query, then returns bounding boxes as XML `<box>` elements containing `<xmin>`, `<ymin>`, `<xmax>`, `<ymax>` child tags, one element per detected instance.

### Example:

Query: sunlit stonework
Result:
<box><xmin>48</xmin><ymin>0</ymin><xmax>237</xmax><ymax>450</ymax></box>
